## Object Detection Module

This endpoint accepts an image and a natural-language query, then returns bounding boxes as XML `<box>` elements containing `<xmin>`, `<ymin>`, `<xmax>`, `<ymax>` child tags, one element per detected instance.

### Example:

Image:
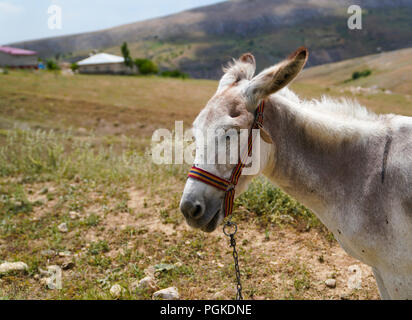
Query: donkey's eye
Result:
<box><xmin>229</xmin><ymin>108</ymin><xmax>241</xmax><ymax>118</ymax></box>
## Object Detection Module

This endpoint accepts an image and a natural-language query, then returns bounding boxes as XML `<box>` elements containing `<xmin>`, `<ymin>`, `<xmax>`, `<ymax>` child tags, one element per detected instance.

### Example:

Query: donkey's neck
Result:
<box><xmin>261</xmin><ymin>89</ymin><xmax>386</xmax><ymax>216</ymax></box>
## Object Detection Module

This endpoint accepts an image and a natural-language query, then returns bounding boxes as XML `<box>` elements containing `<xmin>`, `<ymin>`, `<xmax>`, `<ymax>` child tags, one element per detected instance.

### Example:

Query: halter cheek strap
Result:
<box><xmin>187</xmin><ymin>101</ymin><xmax>265</xmax><ymax>218</ymax></box>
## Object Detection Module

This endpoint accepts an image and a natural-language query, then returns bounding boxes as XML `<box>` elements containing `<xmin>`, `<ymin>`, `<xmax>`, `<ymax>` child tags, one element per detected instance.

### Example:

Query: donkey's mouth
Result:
<box><xmin>201</xmin><ymin>209</ymin><xmax>221</xmax><ymax>233</ymax></box>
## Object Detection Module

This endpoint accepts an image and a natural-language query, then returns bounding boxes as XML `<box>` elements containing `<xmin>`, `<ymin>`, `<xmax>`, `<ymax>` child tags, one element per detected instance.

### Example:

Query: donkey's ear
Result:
<box><xmin>218</xmin><ymin>53</ymin><xmax>256</xmax><ymax>91</ymax></box>
<box><xmin>245</xmin><ymin>47</ymin><xmax>308</xmax><ymax>110</ymax></box>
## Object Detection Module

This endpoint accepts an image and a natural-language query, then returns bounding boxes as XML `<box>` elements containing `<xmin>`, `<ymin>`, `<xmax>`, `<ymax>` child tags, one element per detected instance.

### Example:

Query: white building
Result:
<box><xmin>0</xmin><ymin>46</ymin><xmax>38</xmax><ymax>68</ymax></box>
<box><xmin>76</xmin><ymin>53</ymin><xmax>135</xmax><ymax>75</ymax></box>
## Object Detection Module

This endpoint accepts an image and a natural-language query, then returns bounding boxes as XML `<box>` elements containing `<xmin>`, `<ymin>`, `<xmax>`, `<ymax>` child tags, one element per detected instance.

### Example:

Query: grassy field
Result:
<box><xmin>1</xmin><ymin>52</ymin><xmax>411</xmax><ymax>300</ymax></box>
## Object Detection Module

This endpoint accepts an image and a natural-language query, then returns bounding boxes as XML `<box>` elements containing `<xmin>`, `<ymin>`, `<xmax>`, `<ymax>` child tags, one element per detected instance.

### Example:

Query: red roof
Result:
<box><xmin>0</xmin><ymin>46</ymin><xmax>37</xmax><ymax>56</ymax></box>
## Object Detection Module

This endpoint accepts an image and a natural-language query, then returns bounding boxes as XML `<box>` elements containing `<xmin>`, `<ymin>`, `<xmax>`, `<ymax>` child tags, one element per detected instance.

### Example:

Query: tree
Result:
<box><xmin>134</xmin><ymin>58</ymin><xmax>158</xmax><ymax>75</ymax></box>
<box><xmin>121</xmin><ymin>42</ymin><xmax>133</xmax><ymax>68</ymax></box>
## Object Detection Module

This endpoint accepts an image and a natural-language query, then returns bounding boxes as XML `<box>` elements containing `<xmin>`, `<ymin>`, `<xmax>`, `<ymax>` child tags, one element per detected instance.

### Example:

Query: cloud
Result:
<box><xmin>0</xmin><ymin>2</ymin><xmax>24</xmax><ymax>15</ymax></box>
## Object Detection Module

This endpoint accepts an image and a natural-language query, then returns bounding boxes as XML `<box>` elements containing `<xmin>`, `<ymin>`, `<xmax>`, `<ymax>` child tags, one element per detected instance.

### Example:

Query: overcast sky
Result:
<box><xmin>0</xmin><ymin>0</ymin><xmax>227</xmax><ymax>45</ymax></box>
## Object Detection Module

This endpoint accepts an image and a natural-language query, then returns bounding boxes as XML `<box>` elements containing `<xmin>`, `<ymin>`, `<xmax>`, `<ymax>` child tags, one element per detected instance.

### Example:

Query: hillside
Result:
<box><xmin>10</xmin><ymin>0</ymin><xmax>412</xmax><ymax>79</ymax></box>
<box><xmin>298</xmin><ymin>47</ymin><xmax>412</xmax><ymax>96</ymax></box>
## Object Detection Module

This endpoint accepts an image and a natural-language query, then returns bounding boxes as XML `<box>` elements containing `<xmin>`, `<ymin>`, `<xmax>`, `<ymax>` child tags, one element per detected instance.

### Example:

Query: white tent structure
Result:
<box><xmin>76</xmin><ymin>53</ymin><xmax>135</xmax><ymax>75</ymax></box>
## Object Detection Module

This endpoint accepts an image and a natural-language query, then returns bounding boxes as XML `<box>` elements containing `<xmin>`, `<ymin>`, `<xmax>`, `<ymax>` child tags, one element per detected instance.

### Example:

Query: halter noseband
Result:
<box><xmin>187</xmin><ymin>101</ymin><xmax>265</xmax><ymax>218</ymax></box>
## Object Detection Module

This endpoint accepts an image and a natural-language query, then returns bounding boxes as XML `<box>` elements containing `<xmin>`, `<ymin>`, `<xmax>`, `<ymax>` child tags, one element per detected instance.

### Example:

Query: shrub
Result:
<box><xmin>352</xmin><ymin>69</ymin><xmax>372</xmax><ymax>80</ymax></box>
<box><xmin>46</xmin><ymin>59</ymin><xmax>60</xmax><ymax>71</ymax></box>
<box><xmin>161</xmin><ymin>69</ymin><xmax>189</xmax><ymax>79</ymax></box>
<box><xmin>134</xmin><ymin>58</ymin><xmax>158</xmax><ymax>75</ymax></box>
<box><xmin>70</xmin><ymin>63</ymin><xmax>79</xmax><ymax>72</ymax></box>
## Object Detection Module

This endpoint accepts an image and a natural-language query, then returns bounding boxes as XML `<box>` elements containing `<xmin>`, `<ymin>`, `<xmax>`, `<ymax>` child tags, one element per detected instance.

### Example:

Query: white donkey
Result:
<box><xmin>180</xmin><ymin>47</ymin><xmax>412</xmax><ymax>299</ymax></box>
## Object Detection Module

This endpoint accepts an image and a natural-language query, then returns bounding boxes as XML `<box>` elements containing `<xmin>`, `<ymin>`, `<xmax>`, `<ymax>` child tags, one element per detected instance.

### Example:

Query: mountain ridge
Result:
<box><xmin>10</xmin><ymin>0</ymin><xmax>412</xmax><ymax>79</ymax></box>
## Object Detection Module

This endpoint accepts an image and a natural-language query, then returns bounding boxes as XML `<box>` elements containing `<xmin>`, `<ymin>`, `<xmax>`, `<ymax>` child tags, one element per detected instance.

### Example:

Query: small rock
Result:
<box><xmin>74</xmin><ymin>175</ymin><xmax>81</xmax><ymax>183</ymax></box>
<box><xmin>131</xmin><ymin>276</ymin><xmax>157</xmax><ymax>294</ymax></box>
<box><xmin>69</xmin><ymin>211</ymin><xmax>80</xmax><ymax>220</ymax></box>
<box><xmin>58</xmin><ymin>251</ymin><xmax>71</xmax><ymax>257</ymax></box>
<box><xmin>41</xmin><ymin>249</ymin><xmax>56</xmax><ymax>257</ymax></box>
<box><xmin>153</xmin><ymin>287</ymin><xmax>179</xmax><ymax>300</ymax></box>
<box><xmin>0</xmin><ymin>262</ymin><xmax>28</xmax><ymax>274</ymax></box>
<box><xmin>40</xmin><ymin>277</ymin><xmax>52</xmax><ymax>287</ymax></box>
<box><xmin>57</xmin><ymin>223</ymin><xmax>68</xmax><ymax>233</ymax></box>
<box><xmin>110</xmin><ymin>284</ymin><xmax>124</xmax><ymax>298</ymax></box>
<box><xmin>61</xmin><ymin>260</ymin><xmax>75</xmax><ymax>270</ymax></box>
<box><xmin>325</xmin><ymin>278</ymin><xmax>337</xmax><ymax>288</ymax></box>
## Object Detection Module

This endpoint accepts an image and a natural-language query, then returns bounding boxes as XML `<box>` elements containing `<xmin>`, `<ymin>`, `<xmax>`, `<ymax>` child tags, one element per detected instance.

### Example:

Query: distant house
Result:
<box><xmin>76</xmin><ymin>53</ymin><xmax>135</xmax><ymax>75</ymax></box>
<box><xmin>0</xmin><ymin>46</ymin><xmax>38</xmax><ymax>69</ymax></box>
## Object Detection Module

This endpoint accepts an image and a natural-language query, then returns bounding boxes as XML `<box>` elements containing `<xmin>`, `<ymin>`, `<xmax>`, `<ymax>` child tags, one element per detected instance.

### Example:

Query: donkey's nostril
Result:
<box><xmin>180</xmin><ymin>199</ymin><xmax>204</xmax><ymax>220</ymax></box>
<box><xmin>192</xmin><ymin>204</ymin><xmax>202</xmax><ymax>218</ymax></box>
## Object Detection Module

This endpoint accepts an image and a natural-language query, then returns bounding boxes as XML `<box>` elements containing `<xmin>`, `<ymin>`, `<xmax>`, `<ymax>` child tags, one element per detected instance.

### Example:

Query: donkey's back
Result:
<box><xmin>351</xmin><ymin>116</ymin><xmax>412</xmax><ymax>299</ymax></box>
<box><xmin>389</xmin><ymin>115</ymin><xmax>412</xmax><ymax>204</ymax></box>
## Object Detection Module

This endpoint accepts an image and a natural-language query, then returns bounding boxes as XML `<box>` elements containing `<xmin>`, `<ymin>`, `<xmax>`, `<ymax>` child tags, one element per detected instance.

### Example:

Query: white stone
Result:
<box><xmin>0</xmin><ymin>262</ymin><xmax>28</xmax><ymax>274</ymax></box>
<box><xmin>58</xmin><ymin>251</ymin><xmax>71</xmax><ymax>257</ymax></box>
<box><xmin>131</xmin><ymin>276</ymin><xmax>157</xmax><ymax>294</ymax></box>
<box><xmin>58</xmin><ymin>222</ymin><xmax>68</xmax><ymax>233</ymax></box>
<box><xmin>153</xmin><ymin>287</ymin><xmax>179</xmax><ymax>300</ymax></box>
<box><xmin>110</xmin><ymin>284</ymin><xmax>124</xmax><ymax>298</ymax></box>
<box><xmin>325</xmin><ymin>278</ymin><xmax>336</xmax><ymax>288</ymax></box>
<box><xmin>69</xmin><ymin>211</ymin><xmax>80</xmax><ymax>220</ymax></box>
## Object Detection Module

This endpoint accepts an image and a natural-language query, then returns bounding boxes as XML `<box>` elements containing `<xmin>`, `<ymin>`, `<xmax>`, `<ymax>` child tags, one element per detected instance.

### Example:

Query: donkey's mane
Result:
<box><xmin>277</xmin><ymin>87</ymin><xmax>379</xmax><ymax>121</ymax></box>
<box><xmin>272</xmin><ymin>87</ymin><xmax>386</xmax><ymax>145</ymax></box>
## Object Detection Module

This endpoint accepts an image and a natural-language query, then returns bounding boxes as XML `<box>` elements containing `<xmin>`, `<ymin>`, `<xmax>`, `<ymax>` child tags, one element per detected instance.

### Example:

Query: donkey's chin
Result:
<box><xmin>200</xmin><ymin>210</ymin><xmax>223</xmax><ymax>233</ymax></box>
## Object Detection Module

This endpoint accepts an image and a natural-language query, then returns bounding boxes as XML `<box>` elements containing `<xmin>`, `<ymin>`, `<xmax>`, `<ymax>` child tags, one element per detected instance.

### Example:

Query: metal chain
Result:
<box><xmin>223</xmin><ymin>220</ymin><xmax>243</xmax><ymax>300</ymax></box>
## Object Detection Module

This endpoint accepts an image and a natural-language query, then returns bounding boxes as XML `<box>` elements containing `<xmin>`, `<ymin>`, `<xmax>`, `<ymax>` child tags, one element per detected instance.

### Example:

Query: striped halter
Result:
<box><xmin>187</xmin><ymin>101</ymin><xmax>265</xmax><ymax>218</ymax></box>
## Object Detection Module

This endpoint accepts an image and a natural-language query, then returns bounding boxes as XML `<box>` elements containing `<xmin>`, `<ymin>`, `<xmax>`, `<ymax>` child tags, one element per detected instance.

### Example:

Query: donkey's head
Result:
<box><xmin>180</xmin><ymin>47</ymin><xmax>308</xmax><ymax>232</ymax></box>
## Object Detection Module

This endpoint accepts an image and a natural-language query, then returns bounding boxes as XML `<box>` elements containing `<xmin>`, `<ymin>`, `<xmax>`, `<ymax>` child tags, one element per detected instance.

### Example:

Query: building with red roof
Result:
<box><xmin>0</xmin><ymin>46</ymin><xmax>38</xmax><ymax>69</ymax></box>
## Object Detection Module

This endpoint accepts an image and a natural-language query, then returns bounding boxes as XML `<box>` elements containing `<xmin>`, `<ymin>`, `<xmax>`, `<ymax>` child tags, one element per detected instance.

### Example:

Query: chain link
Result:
<box><xmin>223</xmin><ymin>220</ymin><xmax>243</xmax><ymax>300</ymax></box>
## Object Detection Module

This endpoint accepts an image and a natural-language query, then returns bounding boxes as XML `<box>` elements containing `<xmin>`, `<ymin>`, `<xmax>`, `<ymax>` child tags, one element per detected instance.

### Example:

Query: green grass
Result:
<box><xmin>236</xmin><ymin>177</ymin><xmax>320</xmax><ymax>229</ymax></box>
